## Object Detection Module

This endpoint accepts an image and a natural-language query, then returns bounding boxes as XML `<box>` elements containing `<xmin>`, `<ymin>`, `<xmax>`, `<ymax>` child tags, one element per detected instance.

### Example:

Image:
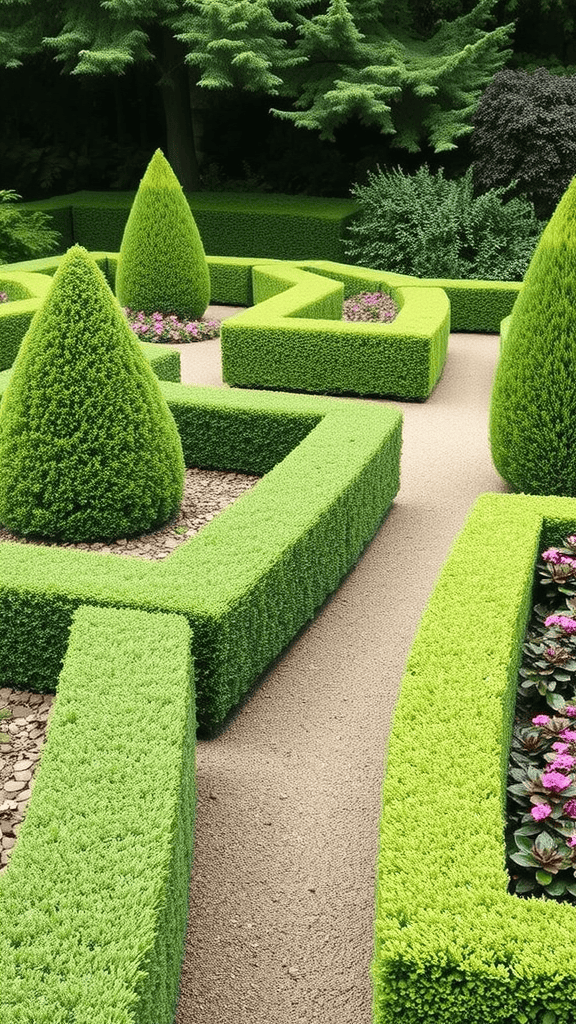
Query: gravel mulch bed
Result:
<box><xmin>0</xmin><ymin>465</ymin><xmax>260</xmax><ymax>871</ymax></box>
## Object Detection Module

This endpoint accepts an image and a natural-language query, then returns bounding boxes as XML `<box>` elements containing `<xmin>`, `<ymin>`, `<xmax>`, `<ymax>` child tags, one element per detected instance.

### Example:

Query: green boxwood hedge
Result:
<box><xmin>0</xmin><ymin>375</ymin><xmax>402</xmax><ymax>735</ymax></box>
<box><xmin>21</xmin><ymin>191</ymin><xmax>359</xmax><ymax>262</ymax></box>
<box><xmin>0</xmin><ymin>254</ymin><xmax>524</xmax><ymax>401</ymax></box>
<box><xmin>374</xmin><ymin>492</ymin><xmax>576</xmax><ymax>1024</ymax></box>
<box><xmin>0</xmin><ymin>604</ymin><xmax>195</xmax><ymax>1024</ymax></box>
<box><xmin>220</xmin><ymin>260</ymin><xmax>450</xmax><ymax>400</ymax></box>
<box><xmin>420</xmin><ymin>278</ymin><xmax>521</xmax><ymax>332</ymax></box>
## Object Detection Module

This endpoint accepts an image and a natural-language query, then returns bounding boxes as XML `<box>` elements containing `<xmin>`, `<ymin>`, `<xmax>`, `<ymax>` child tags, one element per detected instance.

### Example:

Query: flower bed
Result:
<box><xmin>506</xmin><ymin>538</ymin><xmax>576</xmax><ymax>901</ymax></box>
<box><xmin>374</xmin><ymin>492</ymin><xmax>576</xmax><ymax>1024</ymax></box>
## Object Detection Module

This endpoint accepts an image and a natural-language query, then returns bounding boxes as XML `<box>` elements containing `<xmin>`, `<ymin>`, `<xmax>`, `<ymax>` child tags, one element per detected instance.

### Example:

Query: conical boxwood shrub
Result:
<box><xmin>115</xmin><ymin>148</ymin><xmax>211</xmax><ymax>319</ymax></box>
<box><xmin>0</xmin><ymin>245</ymin><xmax>185</xmax><ymax>541</ymax></box>
<box><xmin>489</xmin><ymin>175</ymin><xmax>576</xmax><ymax>495</ymax></box>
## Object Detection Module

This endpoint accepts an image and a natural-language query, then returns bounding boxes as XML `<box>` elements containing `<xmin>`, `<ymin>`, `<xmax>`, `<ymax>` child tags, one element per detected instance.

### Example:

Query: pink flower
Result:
<box><xmin>560</xmin><ymin>730</ymin><xmax>576</xmax><ymax>742</ymax></box>
<box><xmin>542</xmin><ymin>549</ymin><xmax>563</xmax><ymax>564</ymax></box>
<box><xmin>541</xmin><ymin>770</ymin><xmax>572</xmax><ymax>792</ymax></box>
<box><xmin>565</xmin><ymin>706</ymin><xmax>576</xmax><ymax>718</ymax></box>
<box><xmin>544</xmin><ymin>615</ymin><xmax>576</xmax><ymax>634</ymax></box>
<box><xmin>533</xmin><ymin>714</ymin><xmax>551</xmax><ymax>726</ymax></box>
<box><xmin>531</xmin><ymin>803</ymin><xmax>553</xmax><ymax>821</ymax></box>
<box><xmin>553</xmin><ymin>742</ymin><xmax>570</xmax><ymax>753</ymax></box>
<box><xmin>567</xmin><ymin>835</ymin><xmax>576</xmax><ymax>847</ymax></box>
<box><xmin>550</xmin><ymin>754</ymin><xmax>576</xmax><ymax>771</ymax></box>
<box><xmin>564</xmin><ymin>799</ymin><xmax>576</xmax><ymax>818</ymax></box>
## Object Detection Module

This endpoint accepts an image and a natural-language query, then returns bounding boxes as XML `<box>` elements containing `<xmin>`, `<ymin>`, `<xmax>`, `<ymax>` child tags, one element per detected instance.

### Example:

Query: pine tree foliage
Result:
<box><xmin>177</xmin><ymin>0</ymin><xmax>306</xmax><ymax>93</ymax></box>
<box><xmin>116</xmin><ymin>148</ymin><xmax>210</xmax><ymax>318</ymax></box>
<box><xmin>269</xmin><ymin>0</ymin><xmax>515</xmax><ymax>149</ymax></box>
<box><xmin>0</xmin><ymin>245</ymin><xmax>185</xmax><ymax>541</ymax></box>
<box><xmin>0</xmin><ymin>0</ymin><xmax>515</xmax><ymax>156</ymax></box>
<box><xmin>489</xmin><ymin>176</ymin><xmax>576</xmax><ymax>496</ymax></box>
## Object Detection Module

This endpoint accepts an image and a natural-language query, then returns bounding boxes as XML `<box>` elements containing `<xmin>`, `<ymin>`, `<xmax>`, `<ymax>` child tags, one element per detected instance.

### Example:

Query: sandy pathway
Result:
<box><xmin>168</xmin><ymin>313</ymin><xmax>509</xmax><ymax>1024</ymax></box>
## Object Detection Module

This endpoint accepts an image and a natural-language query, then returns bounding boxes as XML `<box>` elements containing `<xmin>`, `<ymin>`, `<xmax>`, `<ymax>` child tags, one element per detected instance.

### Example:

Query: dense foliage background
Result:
<box><xmin>0</xmin><ymin>0</ymin><xmax>574</xmax><ymax>203</ymax></box>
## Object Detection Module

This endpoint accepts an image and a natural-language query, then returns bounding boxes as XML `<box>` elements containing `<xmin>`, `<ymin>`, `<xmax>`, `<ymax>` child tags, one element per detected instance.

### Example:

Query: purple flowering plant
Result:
<box><xmin>342</xmin><ymin>291</ymin><xmax>398</xmax><ymax>324</ymax></box>
<box><xmin>123</xmin><ymin>308</ymin><xmax>220</xmax><ymax>344</ymax></box>
<box><xmin>517</xmin><ymin>536</ymin><xmax>576</xmax><ymax>711</ymax></box>
<box><xmin>507</xmin><ymin>533</ymin><xmax>576</xmax><ymax>901</ymax></box>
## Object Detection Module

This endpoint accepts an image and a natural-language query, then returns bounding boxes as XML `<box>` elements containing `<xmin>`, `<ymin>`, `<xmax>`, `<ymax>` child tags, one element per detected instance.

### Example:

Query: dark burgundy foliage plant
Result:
<box><xmin>471</xmin><ymin>67</ymin><xmax>576</xmax><ymax>219</ymax></box>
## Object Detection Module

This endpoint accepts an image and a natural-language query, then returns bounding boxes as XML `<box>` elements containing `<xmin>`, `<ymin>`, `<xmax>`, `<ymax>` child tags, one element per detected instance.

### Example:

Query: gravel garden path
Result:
<box><xmin>0</xmin><ymin>304</ymin><xmax>510</xmax><ymax>1021</ymax></box>
<box><xmin>170</xmin><ymin>311</ymin><xmax>510</xmax><ymax>1023</ymax></box>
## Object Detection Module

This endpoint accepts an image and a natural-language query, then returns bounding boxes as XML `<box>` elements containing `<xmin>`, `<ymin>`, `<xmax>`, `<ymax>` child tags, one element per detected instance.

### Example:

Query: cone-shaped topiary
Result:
<box><xmin>115</xmin><ymin>148</ymin><xmax>211</xmax><ymax>319</ymax></box>
<box><xmin>0</xmin><ymin>245</ymin><xmax>185</xmax><ymax>541</ymax></box>
<box><xmin>489</xmin><ymin>175</ymin><xmax>576</xmax><ymax>495</ymax></box>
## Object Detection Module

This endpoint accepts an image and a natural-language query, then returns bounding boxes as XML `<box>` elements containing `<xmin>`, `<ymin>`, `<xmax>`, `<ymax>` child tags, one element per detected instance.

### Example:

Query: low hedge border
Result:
<box><xmin>0</xmin><ymin>254</ymin><xmax>523</xmax><ymax>399</ymax></box>
<box><xmin>0</xmin><ymin>264</ymin><xmax>181</xmax><ymax>381</ymax></box>
<box><xmin>374</xmin><ymin>491</ymin><xmax>576</xmax><ymax>1024</ymax></box>
<box><xmin>419</xmin><ymin>278</ymin><xmax>522</xmax><ymax>333</ymax></box>
<box><xmin>0</xmin><ymin>375</ymin><xmax>402</xmax><ymax>735</ymax></box>
<box><xmin>220</xmin><ymin>259</ymin><xmax>450</xmax><ymax>400</ymax></box>
<box><xmin>21</xmin><ymin>191</ymin><xmax>359</xmax><ymax>262</ymax></box>
<box><xmin>0</xmin><ymin>603</ymin><xmax>195</xmax><ymax>1024</ymax></box>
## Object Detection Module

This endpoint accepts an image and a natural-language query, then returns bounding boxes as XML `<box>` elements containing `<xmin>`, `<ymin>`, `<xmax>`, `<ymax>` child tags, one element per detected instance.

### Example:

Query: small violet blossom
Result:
<box><xmin>564</xmin><ymin>799</ymin><xmax>576</xmax><ymax>818</ymax></box>
<box><xmin>541</xmin><ymin>770</ymin><xmax>572</xmax><ymax>792</ymax></box>
<box><xmin>565</xmin><ymin>706</ymin><xmax>576</xmax><ymax>718</ymax></box>
<box><xmin>531</xmin><ymin>803</ymin><xmax>553</xmax><ymax>821</ymax></box>
<box><xmin>532</xmin><ymin>714</ymin><xmax>551</xmax><ymax>726</ymax></box>
<box><xmin>560</xmin><ymin>730</ymin><xmax>576</xmax><ymax>742</ymax></box>
<box><xmin>544</xmin><ymin>615</ymin><xmax>576</xmax><ymax>634</ymax></box>
<box><xmin>553</xmin><ymin>742</ymin><xmax>570</xmax><ymax>754</ymax></box>
<box><xmin>567</xmin><ymin>835</ymin><xmax>576</xmax><ymax>848</ymax></box>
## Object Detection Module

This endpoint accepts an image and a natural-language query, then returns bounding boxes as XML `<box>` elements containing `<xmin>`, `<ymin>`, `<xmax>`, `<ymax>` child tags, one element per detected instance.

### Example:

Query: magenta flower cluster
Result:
<box><xmin>123</xmin><ymin>308</ymin><xmax>220</xmax><ymax>344</ymax></box>
<box><xmin>342</xmin><ymin>291</ymin><xmax>399</xmax><ymax>324</ymax></box>
<box><xmin>544</xmin><ymin>614</ymin><xmax>576</xmax><ymax>634</ymax></box>
<box><xmin>541</xmin><ymin>548</ymin><xmax>576</xmax><ymax>567</ymax></box>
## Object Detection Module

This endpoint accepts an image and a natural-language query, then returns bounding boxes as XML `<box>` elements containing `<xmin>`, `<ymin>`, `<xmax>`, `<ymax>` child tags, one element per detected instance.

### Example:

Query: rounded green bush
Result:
<box><xmin>115</xmin><ymin>148</ymin><xmax>211</xmax><ymax>319</ymax></box>
<box><xmin>0</xmin><ymin>244</ymin><xmax>185</xmax><ymax>541</ymax></box>
<box><xmin>489</xmin><ymin>175</ymin><xmax>576</xmax><ymax>496</ymax></box>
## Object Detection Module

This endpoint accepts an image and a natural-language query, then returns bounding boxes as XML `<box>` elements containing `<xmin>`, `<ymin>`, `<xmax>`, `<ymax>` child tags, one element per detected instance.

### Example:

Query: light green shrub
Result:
<box><xmin>115</xmin><ymin>149</ymin><xmax>210</xmax><ymax>318</ymax></box>
<box><xmin>489</xmin><ymin>175</ymin><xmax>576</xmax><ymax>495</ymax></box>
<box><xmin>344</xmin><ymin>165</ymin><xmax>543</xmax><ymax>281</ymax></box>
<box><xmin>0</xmin><ymin>244</ymin><xmax>185</xmax><ymax>541</ymax></box>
